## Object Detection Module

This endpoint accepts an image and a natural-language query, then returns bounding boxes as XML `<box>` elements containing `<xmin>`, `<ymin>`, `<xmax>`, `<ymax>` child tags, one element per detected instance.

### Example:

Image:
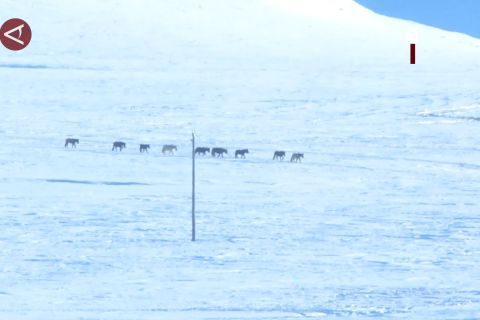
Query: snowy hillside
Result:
<box><xmin>1</xmin><ymin>0</ymin><xmax>480</xmax><ymax>319</ymax></box>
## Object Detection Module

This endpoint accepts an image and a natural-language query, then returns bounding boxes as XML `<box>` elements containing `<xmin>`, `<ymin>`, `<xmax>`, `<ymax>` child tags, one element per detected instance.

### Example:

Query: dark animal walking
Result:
<box><xmin>139</xmin><ymin>144</ymin><xmax>150</xmax><ymax>153</ymax></box>
<box><xmin>162</xmin><ymin>144</ymin><xmax>177</xmax><ymax>154</ymax></box>
<box><xmin>212</xmin><ymin>147</ymin><xmax>228</xmax><ymax>158</ymax></box>
<box><xmin>65</xmin><ymin>138</ymin><xmax>79</xmax><ymax>148</ymax></box>
<box><xmin>195</xmin><ymin>147</ymin><xmax>210</xmax><ymax>156</ymax></box>
<box><xmin>112</xmin><ymin>141</ymin><xmax>126</xmax><ymax>151</ymax></box>
<box><xmin>235</xmin><ymin>149</ymin><xmax>249</xmax><ymax>159</ymax></box>
<box><xmin>273</xmin><ymin>151</ymin><xmax>286</xmax><ymax>160</ymax></box>
<box><xmin>290</xmin><ymin>153</ymin><xmax>304</xmax><ymax>163</ymax></box>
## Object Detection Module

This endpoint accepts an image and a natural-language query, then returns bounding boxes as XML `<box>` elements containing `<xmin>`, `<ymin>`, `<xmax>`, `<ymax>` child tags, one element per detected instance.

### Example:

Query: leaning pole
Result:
<box><xmin>191</xmin><ymin>132</ymin><xmax>196</xmax><ymax>241</ymax></box>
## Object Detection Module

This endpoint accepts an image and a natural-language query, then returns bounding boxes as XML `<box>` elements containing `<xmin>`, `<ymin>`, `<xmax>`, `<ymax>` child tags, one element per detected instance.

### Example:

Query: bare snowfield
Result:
<box><xmin>0</xmin><ymin>0</ymin><xmax>480</xmax><ymax>319</ymax></box>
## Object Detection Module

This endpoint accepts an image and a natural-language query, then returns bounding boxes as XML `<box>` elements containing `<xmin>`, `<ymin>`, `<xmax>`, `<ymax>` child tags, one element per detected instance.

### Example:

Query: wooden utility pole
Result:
<box><xmin>191</xmin><ymin>132</ymin><xmax>196</xmax><ymax>241</ymax></box>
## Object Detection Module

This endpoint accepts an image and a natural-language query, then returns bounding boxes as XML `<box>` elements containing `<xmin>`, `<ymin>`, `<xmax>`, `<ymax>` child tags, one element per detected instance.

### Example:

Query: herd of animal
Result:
<box><xmin>64</xmin><ymin>138</ymin><xmax>304</xmax><ymax>162</ymax></box>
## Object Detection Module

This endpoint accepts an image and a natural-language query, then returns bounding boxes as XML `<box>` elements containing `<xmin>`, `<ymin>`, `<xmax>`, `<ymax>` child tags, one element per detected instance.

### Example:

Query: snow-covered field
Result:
<box><xmin>1</xmin><ymin>0</ymin><xmax>480</xmax><ymax>319</ymax></box>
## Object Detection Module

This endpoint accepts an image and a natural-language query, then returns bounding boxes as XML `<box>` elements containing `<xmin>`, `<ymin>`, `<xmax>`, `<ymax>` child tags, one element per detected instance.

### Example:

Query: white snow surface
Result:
<box><xmin>1</xmin><ymin>0</ymin><xmax>480</xmax><ymax>319</ymax></box>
